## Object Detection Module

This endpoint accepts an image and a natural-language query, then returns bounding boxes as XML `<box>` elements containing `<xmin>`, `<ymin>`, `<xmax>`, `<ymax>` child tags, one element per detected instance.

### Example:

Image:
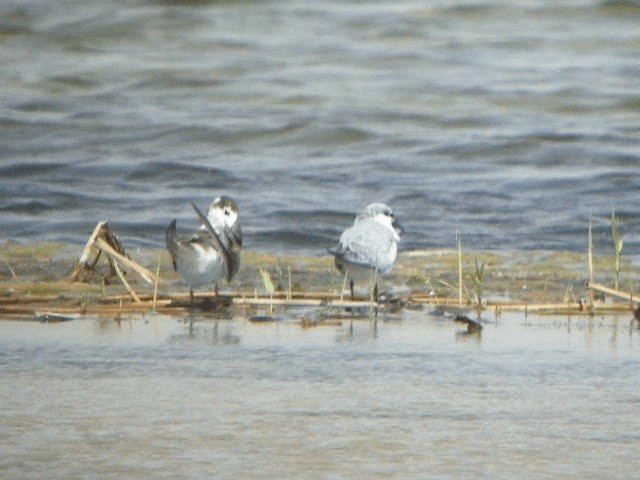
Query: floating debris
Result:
<box><xmin>454</xmin><ymin>314</ymin><xmax>483</xmax><ymax>333</ymax></box>
<box><xmin>249</xmin><ymin>315</ymin><xmax>283</xmax><ymax>323</ymax></box>
<box><xmin>35</xmin><ymin>312</ymin><xmax>81</xmax><ymax>323</ymax></box>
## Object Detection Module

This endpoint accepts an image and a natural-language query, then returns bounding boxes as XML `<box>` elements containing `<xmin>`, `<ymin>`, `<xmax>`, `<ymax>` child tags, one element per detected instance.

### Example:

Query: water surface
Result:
<box><xmin>1</xmin><ymin>313</ymin><xmax>639</xmax><ymax>479</ymax></box>
<box><xmin>0</xmin><ymin>0</ymin><xmax>638</xmax><ymax>256</ymax></box>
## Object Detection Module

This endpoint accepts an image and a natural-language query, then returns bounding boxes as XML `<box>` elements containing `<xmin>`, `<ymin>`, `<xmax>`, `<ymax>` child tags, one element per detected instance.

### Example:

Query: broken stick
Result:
<box><xmin>587</xmin><ymin>281</ymin><xmax>637</xmax><ymax>305</ymax></box>
<box><xmin>94</xmin><ymin>237</ymin><xmax>155</xmax><ymax>285</ymax></box>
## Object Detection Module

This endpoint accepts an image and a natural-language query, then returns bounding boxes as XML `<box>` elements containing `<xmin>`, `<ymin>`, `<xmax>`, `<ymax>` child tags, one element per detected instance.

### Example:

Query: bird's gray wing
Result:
<box><xmin>190</xmin><ymin>202</ymin><xmax>235</xmax><ymax>282</ymax></box>
<box><xmin>332</xmin><ymin>220</ymin><xmax>394</xmax><ymax>269</ymax></box>
<box><xmin>228</xmin><ymin>222</ymin><xmax>243</xmax><ymax>251</ymax></box>
<box><xmin>166</xmin><ymin>219</ymin><xmax>222</xmax><ymax>271</ymax></box>
<box><xmin>165</xmin><ymin>219</ymin><xmax>179</xmax><ymax>271</ymax></box>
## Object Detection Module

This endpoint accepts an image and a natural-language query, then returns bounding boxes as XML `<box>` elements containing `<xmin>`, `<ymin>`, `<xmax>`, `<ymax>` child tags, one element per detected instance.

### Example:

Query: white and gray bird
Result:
<box><xmin>166</xmin><ymin>196</ymin><xmax>242</xmax><ymax>302</ymax></box>
<box><xmin>329</xmin><ymin>202</ymin><xmax>403</xmax><ymax>300</ymax></box>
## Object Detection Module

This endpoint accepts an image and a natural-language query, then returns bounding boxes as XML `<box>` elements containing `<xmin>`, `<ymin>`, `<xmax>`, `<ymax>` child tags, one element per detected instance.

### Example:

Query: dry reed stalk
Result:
<box><xmin>233</xmin><ymin>297</ymin><xmax>323</xmax><ymax>307</ymax></box>
<box><xmin>610</xmin><ymin>208</ymin><xmax>624</xmax><ymax>290</ymax></box>
<box><xmin>0</xmin><ymin>294</ymin><xmax>63</xmax><ymax>304</ymax></box>
<box><xmin>102</xmin><ymin>293</ymin><xmax>155</xmax><ymax>302</ymax></box>
<box><xmin>3</xmin><ymin>259</ymin><xmax>17</xmax><ymax>279</ymax></box>
<box><xmin>111</xmin><ymin>259</ymin><xmax>141</xmax><ymax>303</ymax></box>
<box><xmin>410</xmin><ymin>295</ymin><xmax>463</xmax><ymax>305</ymax></box>
<box><xmin>587</xmin><ymin>211</ymin><xmax>595</xmax><ymax>306</ymax></box>
<box><xmin>152</xmin><ymin>254</ymin><xmax>161</xmax><ymax>311</ymax></box>
<box><xmin>456</xmin><ymin>229</ymin><xmax>463</xmax><ymax>306</ymax></box>
<box><xmin>78</xmin><ymin>221</ymin><xmax>107</xmax><ymax>265</ymax></box>
<box><xmin>487</xmin><ymin>301</ymin><xmax>584</xmax><ymax>311</ymax></box>
<box><xmin>232</xmin><ymin>290</ymin><xmax>341</xmax><ymax>301</ymax></box>
<box><xmin>588</xmin><ymin>211</ymin><xmax>594</xmax><ymax>283</ymax></box>
<box><xmin>70</xmin><ymin>221</ymin><xmax>108</xmax><ymax>281</ymax></box>
<box><xmin>587</xmin><ymin>281</ymin><xmax>637</xmax><ymax>304</ymax></box>
<box><xmin>4</xmin><ymin>291</ymin><xmax>637</xmax><ymax>319</ymax></box>
<box><xmin>94</xmin><ymin>237</ymin><xmax>155</xmax><ymax>284</ymax></box>
<box><xmin>71</xmin><ymin>222</ymin><xmax>155</xmax><ymax>292</ymax></box>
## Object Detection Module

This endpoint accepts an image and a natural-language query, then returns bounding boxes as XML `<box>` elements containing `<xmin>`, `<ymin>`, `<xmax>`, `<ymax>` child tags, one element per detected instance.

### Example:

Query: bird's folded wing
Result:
<box><xmin>191</xmin><ymin>202</ymin><xmax>235</xmax><ymax>281</ymax></box>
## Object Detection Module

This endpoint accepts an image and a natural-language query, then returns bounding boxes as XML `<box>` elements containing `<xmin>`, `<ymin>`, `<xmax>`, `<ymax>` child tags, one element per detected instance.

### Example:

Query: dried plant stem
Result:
<box><xmin>611</xmin><ymin>208</ymin><xmax>623</xmax><ymax>290</ymax></box>
<box><xmin>587</xmin><ymin>211</ymin><xmax>595</xmax><ymax>306</ymax></box>
<box><xmin>587</xmin><ymin>281</ymin><xmax>637</xmax><ymax>305</ymax></box>
<box><xmin>588</xmin><ymin>211</ymin><xmax>594</xmax><ymax>283</ymax></box>
<box><xmin>3</xmin><ymin>259</ymin><xmax>17</xmax><ymax>279</ymax></box>
<box><xmin>78</xmin><ymin>221</ymin><xmax>107</xmax><ymax>265</ymax></box>
<box><xmin>95</xmin><ymin>237</ymin><xmax>155</xmax><ymax>284</ymax></box>
<box><xmin>111</xmin><ymin>259</ymin><xmax>141</xmax><ymax>303</ymax></box>
<box><xmin>456</xmin><ymin>229</ymin><xmax>463</xmax><ymax>306</ymax></box>
<box><xmin>152</xmin><ymin>254</ymin><xmax>161</xmax><ymax>311</ymax></box>
<box><xmin>472</xmin><ymin>257</ymin><xmax>485</xmax><ymax>306</ymax></box>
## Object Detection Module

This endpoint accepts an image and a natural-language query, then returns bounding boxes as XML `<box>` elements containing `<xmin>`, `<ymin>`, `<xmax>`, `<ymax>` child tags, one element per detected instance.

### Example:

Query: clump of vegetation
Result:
<box><xmin>471</xmin><ymin>257</ymin><xmax>486</xmax><ymax>306</ymax></box>
<box><xmin>258</xmin><ymin>267</ymin><xmax>275</xmax><ymax>295</ymax></box>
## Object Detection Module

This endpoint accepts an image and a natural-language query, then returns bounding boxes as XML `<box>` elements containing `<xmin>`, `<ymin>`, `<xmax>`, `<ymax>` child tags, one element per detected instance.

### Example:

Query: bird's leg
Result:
<box><xmin>212</xmin><ymin>283</ymin><xmax>220</xmax><ymax>309</ymax></box>
<box><xmin>350</xmin><ymin>280</ymin><xmax>355</xmax><ymax>301</ymax></box>
<box><xmin>370</xmin><ymin>268</ymin><xmax>379</xmax><ymax>320</ymax></box>
<box><xmin>370</xmin><ymin>267</ymin><xmax>379</xmax><ymax>302</ymax></box>
<box><xmin>340</xmin><ymin>272</ymin><xmax>349</xmax><ymax>303</ymax></box>
<box><xmin>189</xmin><ymin>287</ymin><xmax>194</xmax><ymax>308</ymax></box>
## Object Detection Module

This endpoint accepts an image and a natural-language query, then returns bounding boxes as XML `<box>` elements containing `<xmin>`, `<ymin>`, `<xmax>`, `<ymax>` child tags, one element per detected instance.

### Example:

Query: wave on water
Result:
<box><xmin>126</xmin><ymin>161</ymin><xmax>238</xmax><ymax>189</ymax></box>
<box><xmin>0</xmin><ymin>0</ymin><xmax>637</xmax><ymax>259</ymax></box>
<box><xmin>0</xmin><ymin>162</ymin><xmax>67</xmax><ymax>178</ymax></box>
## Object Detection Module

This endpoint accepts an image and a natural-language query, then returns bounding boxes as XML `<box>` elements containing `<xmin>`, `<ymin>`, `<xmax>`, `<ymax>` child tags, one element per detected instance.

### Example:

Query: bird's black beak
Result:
<box><xmin>393</xmin><ymin>218</ymin><xmax>405</xmax><ymax>236</ymax></box>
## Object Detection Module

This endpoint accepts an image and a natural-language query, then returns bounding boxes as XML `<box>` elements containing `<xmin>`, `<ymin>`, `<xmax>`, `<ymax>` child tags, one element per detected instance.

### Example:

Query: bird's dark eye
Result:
<box><xmin>224</xmin><ymin>209</ymin><xmax>231</xmax><ymax>216</ymax></box>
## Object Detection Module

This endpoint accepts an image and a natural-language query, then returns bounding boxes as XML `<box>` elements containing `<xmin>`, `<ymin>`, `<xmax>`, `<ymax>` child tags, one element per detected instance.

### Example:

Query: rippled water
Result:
<box><xmin>0</xmin><ymin>0</ymin><xmax>638</xmax><ymax>256</ymax></box>
<box><xmin>1</xmin><ymin>314</ymin><xmax>639</xmax><ymax>479</ymax></box>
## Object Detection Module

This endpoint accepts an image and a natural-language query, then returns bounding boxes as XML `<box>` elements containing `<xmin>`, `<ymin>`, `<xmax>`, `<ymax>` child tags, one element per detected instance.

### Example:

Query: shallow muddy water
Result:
<box><xmin>1</xmin><ymin>312</ymin><xmax>639</xmax><ymax>479</ymax></box>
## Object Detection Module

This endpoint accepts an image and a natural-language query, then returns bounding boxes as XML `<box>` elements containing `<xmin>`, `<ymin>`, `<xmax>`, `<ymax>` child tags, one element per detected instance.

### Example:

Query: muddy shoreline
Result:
<box><xmin>1</xmin><ymin>240</ymin><xmax>638</xmax><ymax>321</ymax></box>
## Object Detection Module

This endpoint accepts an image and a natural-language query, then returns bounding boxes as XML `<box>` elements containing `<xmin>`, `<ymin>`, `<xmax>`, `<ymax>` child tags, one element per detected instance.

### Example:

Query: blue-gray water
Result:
<box><xmin>1</xmin><ymin>314</ymin><xmax>639</xmax><ymax>479</ymax></box>
<box><xmin>1</xmin><ymin>0</ymin><xmax>638</xmax><ymax>256</ymax></box>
